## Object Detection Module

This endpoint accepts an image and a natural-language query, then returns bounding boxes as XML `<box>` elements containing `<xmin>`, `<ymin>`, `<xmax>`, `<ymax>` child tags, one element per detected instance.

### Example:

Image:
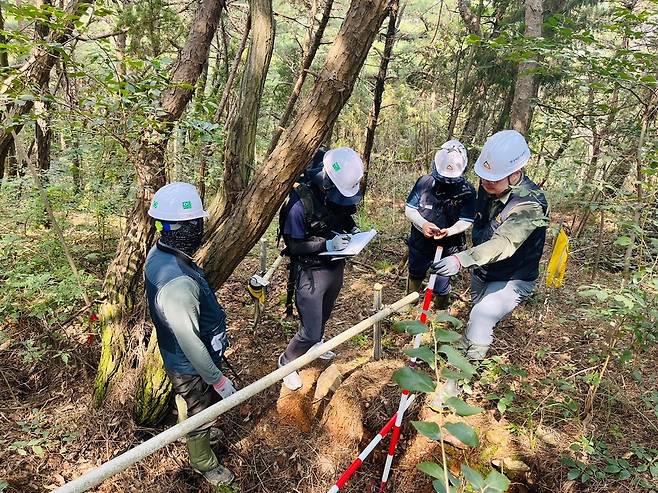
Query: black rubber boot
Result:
<box><xmin>433</xmin><ymin>294</ymin><xmax>450</xmax><ymax>311</ymax></box>
<box><xmin>406</xmin><ymin>277</ymin><xmax>424</xmax><ymax>295</ymax></box>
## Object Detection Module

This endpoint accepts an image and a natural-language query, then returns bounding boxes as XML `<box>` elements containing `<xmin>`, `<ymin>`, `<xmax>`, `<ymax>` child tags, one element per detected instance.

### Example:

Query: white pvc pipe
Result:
<box><xmin>262</xmin><ymin>254</ymin><xmax>284</xmax><ymax>282</ymax></box>
<box><xmin>55</xmin><ymin>292</ymin><xmax>419</xmax><ymax>493</ymax></box>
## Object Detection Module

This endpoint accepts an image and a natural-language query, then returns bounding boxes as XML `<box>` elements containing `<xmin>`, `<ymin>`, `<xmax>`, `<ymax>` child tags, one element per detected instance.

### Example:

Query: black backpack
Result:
<box><xmin>277</xmin><ymin>148</ymin><xmax>327</xmax><ymax>246</ymax></box>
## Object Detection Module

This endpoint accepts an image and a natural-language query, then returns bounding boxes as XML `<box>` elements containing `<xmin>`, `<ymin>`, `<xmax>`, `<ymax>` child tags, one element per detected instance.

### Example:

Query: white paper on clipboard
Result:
<box><xmin>319</xmin><ymin>229</ymin><xmax>377</xmax><ymax>257</ymax></box>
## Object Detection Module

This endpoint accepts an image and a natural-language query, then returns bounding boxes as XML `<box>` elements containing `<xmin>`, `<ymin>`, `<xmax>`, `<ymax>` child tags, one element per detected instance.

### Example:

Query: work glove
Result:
<box><xmin>349</xmin><ymin>226</ymin><xmax>361</xmax><ymax>234</ymax></box>
<box><xmin>326</xmin><ymin>234</ymin><xmax>350</xmax><ymax>252</ymax></box>
<box><xmin>429</xmin><ymin>255</ymin><xmax>461</xmax><ymax>276</ymax></box>
<box><xmin>212</xmin><ymin>375</ymin><xmax>237</xmax><ymax>399</ymax></box>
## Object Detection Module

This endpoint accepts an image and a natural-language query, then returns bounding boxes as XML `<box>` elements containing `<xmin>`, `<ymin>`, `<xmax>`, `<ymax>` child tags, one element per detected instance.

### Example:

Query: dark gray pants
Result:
<box><xmin>168</xmin><ymin>372</ymin><xmax>219</xmax><ymax>437</ymax></box>
<box><xmin>282</xmin><ymin>261</ymin><xmax>344</xmax><ymax>363</ymax></box>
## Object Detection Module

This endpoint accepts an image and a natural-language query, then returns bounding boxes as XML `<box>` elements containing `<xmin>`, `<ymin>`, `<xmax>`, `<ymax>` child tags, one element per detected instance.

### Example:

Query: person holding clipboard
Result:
<box><xmin>277</xmin><ymin>147</ymin><xmax>364</xmax><ymax>391</ymax></box>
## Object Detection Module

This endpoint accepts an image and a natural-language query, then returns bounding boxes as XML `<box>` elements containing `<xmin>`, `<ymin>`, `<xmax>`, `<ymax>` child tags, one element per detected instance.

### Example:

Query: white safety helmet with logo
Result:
<box><xmin>321</xmin><ymin>147</ymin><xmax>364</xmax><ymax>206</ymax></box>
<box><xmin>474</xmin><ymin>130</ymin><xmax>531</xmax><ymax>181</ymax></box>
<box><xmin>434</xmin><ymin>139</ymin><xmax>468</xmax><ymax>178</ymax></box>
<box><xmin>148</xmin><ymin>182</ymin><xmax>208</xmax><ymax>221</ymax></box>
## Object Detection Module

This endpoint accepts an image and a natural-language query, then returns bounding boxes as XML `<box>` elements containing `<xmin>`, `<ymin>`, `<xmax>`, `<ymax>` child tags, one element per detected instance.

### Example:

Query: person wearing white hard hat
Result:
<box><xmin>404</xmin><ymin>139</ymin><xmax>476</xmax><ymax>310</ymax></box>
<box><xmin>429</xmin><ymin>130</ymin><xmax>549</xmax><ymax>360</ymax></box>
<box><xmin>277</xmin><ymin>147</ymin><xmax>364</xmax><ymax>391</ymax></box>
<box><xmin>144</xmin><ymin>182</ymin><xmax>236</xmax><ymax>486</ymax></box>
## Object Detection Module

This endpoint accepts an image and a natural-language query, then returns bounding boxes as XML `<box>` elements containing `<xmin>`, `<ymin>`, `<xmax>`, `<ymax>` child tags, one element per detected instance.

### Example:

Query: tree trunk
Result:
<box><xmin>211</xmin><ymin>0</ymin><xmax>275</xmax><ymax>216</ymax></box>
<box><xmin>362</xmin><ymin>0</ymin><xmax>399</xmax><ymax>194</ymax></box>
<box><xmin>266</xmin><ymin>0</ymin><xmax>334</xmax><ymax>155</ymax></box>
<box><xmin>0</xmin><ymin>0</ymin><xmax>89</xmax><ymax>161</ymax></box>
<box><xmin>446</xmin><ymin>46</ymin><xmax>476</xmax><ymax>140</ymax></box>
<box><xmin>509</xmin><ymin>0</ymin><xmax>542</xmax><ymax>135</ymax></box>
<box><xmin>460</xmin><ymin>80</ymin><xmax>487</xmax><ymax>146</ymax></box>
<box><xmin>622</xmin><ymin>104</ymin><xmax>650</xmax><ymax>278</ymax></box>
<box><xmin>35</xmin><ymin>100</ymin><xmax>52</xmax><ymax>176</ymax></box>
<box><xmin>0</xmin><ymin>4</ymin><xmax>8</xmax><ymax>179</ymax></box>
<box><xmin>134</xmin><ymin>332</ymin><xmax>172</xmax><ymax>424</ymax></box>
<box><xmin>540</xmin><ymin>124</ymin><xmax>572</xmax><ymax>186</ymax></box>
<box><xmin>0</xmin><ymin>4</ymin><xmax>7</xmax><ymax>70</ymax></box>
<box><xmin>495</xmin><ymin>85</ymin><xmax>514</xmax><ymax>131</ymax></box>
<box><xmin>93</xmin><ymin>0</ymin><xmax>225</xmax><ymax>421</ymax></box>
<box><xmin>200</xmin><ymin>0</ymin><xmax>393</xmax><ymax>287</ymax></box>
<box><xmin>199</xmin><ymin>14</ymin><xmax>251</xmax><ymax>202</ymax></box>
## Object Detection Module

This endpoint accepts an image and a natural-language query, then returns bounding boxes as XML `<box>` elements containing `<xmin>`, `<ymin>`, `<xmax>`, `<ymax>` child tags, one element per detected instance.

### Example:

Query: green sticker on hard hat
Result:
<box><xmin>182</xmin><ymin>201</ymin><xmax>192</xmax><ymax>209</ymax></box>
<box><xmin>153</xmin><ymin>200</ymin><xmax>158</xmax><ymax>208</ymax></box>
<box><xmin>332</xmin><ymin>162</ymin><xmax>341</xmax><ymax>172</ymax></box>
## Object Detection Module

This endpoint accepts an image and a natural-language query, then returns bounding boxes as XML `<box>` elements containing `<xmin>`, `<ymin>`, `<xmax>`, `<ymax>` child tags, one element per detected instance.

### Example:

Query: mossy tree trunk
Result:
<box><xmin>135</xmin><ymin>332</ymin><xmax>172</xmax><ymax>424</ymax></box>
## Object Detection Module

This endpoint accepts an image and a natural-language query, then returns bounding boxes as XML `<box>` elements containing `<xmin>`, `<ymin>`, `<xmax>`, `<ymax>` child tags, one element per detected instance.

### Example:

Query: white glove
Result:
<box><xmin>349</xmin><ymin>226</ymin><xmax>361</xmax><ymax>234</ymax></box>
<box><xmin>212</xmin><ymin>375</ymin><xmax>236</xmax><ymax>399</ymax></box>
<box><xmin>326</xmin><ymin>234</ymin><xmax>350</xmax><ymax>252</ymax></box>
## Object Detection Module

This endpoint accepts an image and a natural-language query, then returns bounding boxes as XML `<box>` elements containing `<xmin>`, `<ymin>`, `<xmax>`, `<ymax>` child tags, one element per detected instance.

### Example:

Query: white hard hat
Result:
<box><xmin>148</xmin><ymin>182</ymin><xmax>208</xmax><ymax>221</ymax></box>
<box><xmin>474</xmin><ymin>130</ymin><xmax>531</xmax><ymax>181</ymax></box>
<box><xmin>434</xmin><ymin>139</ymin><xmax>468</xmax><ymax>178</ymax></box>
<box><xmin>323</xmin><ymin>147</ymin><xmax>364</xmax><ymax>204</ymax></box>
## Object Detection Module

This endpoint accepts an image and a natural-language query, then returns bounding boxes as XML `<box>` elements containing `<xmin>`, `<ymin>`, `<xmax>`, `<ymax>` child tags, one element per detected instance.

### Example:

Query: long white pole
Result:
<box><xmin>55</xmin><ymin>292</ymin><xmax>419</xmax><ymax>493</ymax></box>
<box><xmin>262</xmin><ymin>254</ymin><xmax>284</xmax><ymax>282</ymax></box>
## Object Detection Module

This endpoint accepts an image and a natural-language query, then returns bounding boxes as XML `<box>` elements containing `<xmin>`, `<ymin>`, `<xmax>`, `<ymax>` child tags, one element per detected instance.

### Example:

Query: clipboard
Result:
<box><xmin>319</xmin><ymin>229</ymin><xmax>377</xmax><ymax>257</ymax></box>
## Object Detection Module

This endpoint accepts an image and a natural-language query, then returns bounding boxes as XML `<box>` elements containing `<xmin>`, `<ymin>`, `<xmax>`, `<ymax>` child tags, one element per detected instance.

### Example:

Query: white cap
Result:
<box><xmin>474</xmin><ymin>130</ymin><xmax>531</xmax><ymax>181</ymax></box>
<box><xmin>323</xmin><ymin>147</ymin><xmax>364</xmax><ymax>198</ymax></box>
<box><xmin>434</xmin><ymin>139</ymin><xmax>468</xmax><ymax>178</ymax></box>
<box><xmin>148</xmin><ymin>182</ymin><xmax>208</xmax><ymax>221</ymax></box>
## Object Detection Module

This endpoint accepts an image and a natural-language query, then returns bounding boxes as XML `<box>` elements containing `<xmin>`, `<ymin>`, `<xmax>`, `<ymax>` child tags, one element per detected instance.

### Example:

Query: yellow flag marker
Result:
<box><xmin>546</xmin><ymin>228</ymin><xmax>569</xmax><ymax>288</ymax></box>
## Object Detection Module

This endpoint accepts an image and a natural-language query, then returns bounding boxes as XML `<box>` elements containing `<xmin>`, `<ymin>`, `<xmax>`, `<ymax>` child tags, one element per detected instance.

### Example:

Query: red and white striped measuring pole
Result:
<box><xmin>379</xmin><ymin>245</ymin><xmax>443</xmax><ymax>492</ymax></box>
<box><xmin>326</xmin><ymin>394</ymin><xmax>416</xmax><ymax>493</ymax></box>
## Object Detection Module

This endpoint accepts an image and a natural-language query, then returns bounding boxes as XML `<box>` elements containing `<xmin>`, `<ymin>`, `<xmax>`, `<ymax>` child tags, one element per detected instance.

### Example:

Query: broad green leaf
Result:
<box><xmin>31</xmin><ymin>445</ymin><xmax>44</xmax><ymax>457</ymax></box>
<box><xmin>464</xmin><ymin>33</ymin><xmax>481</xmax><ymax>44</ymax></box>
<box><xmin>434</xmin><ymin>327</ymin><xmax>462</xmax><ymax>343</ymax></box>
<box><xmin>649</xmin><ymin>463</ymin><xmax>658</xmax><ymax>477</ymax></box>
<box><xmin>613</xmin><ymin>294</ymin><xmax>634</xmax><ymax>309</ymax></box>
<box><xmin>434</xmin><ymin>312</ymin><xmax>463</xmax><ymax>329</ymax></box>
<box><xmin>445</xmin><ymin>397</ymin><xmax>484</xmax><ymax>416</ymax></box>
<box><xmin>412</xmin><ymin>421</ymin><xmax>442</xmax><ymax>441</ymax></box>
<box><xmin>578</xmin><ymin>289</ymin><xmax>609</xmax><ymax>301</ymax></box>
<box><xmin>432</xmin><ymin>480</ymin><xmax>457</xmax><ymax>493</ymax></box>
<box><xmin>484</xmin><ymin>470</ymin><xmax>511</xmax><ymax>492</ymax></box>
<box><xmin>441</xmin><ymin>368</ymin><xmax>466</xmax><ymax>380</ymax></box>
<box><xmin>393</xmin><ymin>367</ymin><xmax>436</xmax><ymax>393</ymax></box>
<box><xmin>614</xmin><ymin>235</ymin><xmax>631</xmax><ymax>246</ymax></box>
<box><xmin>567</xmin><ymin>468</ymin><xmax>580</xmax><ymax>480</ymax></box>
<box><xmin>417</xmin><ymin>461</ymin><xmax>444</xmax><ymax>479</ymax></box>
<box><xmin>443</xmin><ymin>422</ymin><xmax>479</xmax><ymax>447</ymax></box>
<box><xmin>403</xmin><ymin>346</ymin><xmax>436</xmax><ymax>369</ymax></box>
<box><xmin>460</xmin><ymin>464</ymin><xmax>485</xmax><ymax>489</ymax></box>
<box><xmin>439</xmin><ymin>345</ymin><xmax>476</xmax><ymax>378</ymax></box>
<box><xmin>393</xmin><ymin>319</ymin><xmax>428</xmax><ymax>335</ymax></box>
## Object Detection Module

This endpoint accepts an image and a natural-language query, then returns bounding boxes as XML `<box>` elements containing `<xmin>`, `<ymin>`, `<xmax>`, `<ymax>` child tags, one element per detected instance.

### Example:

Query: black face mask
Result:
<box><xmin>432</xmin><ymin>170</ymin><xmax>465</xmax><ymax>186</ymax></box>
<box><xmin>159</xmin><ymin>218</ymin><xmax>204</xmax><ymax>257</ymax></box>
